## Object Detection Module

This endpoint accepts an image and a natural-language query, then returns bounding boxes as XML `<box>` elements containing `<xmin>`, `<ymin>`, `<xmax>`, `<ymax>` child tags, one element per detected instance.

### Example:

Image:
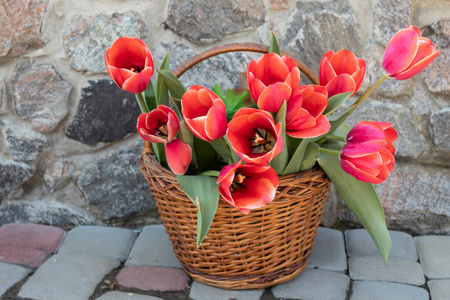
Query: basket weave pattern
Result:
<box><xmin>140</xmin><ymin>142</ymin><xmax>330</xmax><ymax>289</ymax></box>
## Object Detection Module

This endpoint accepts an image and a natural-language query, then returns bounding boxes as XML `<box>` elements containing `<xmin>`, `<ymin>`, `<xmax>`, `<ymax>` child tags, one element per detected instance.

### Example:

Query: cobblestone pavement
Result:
<box><xmin>0</xmin><ymin>223</ymin><xmax>449</xmax><ymax>300</ymax></box>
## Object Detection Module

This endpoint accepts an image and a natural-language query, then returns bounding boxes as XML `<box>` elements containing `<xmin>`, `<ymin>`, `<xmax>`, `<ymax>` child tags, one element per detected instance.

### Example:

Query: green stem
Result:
<box><xmin>325</xmin><ymin>135</ymin><xmax>346</xmax><ymax>142</ymax></box>
<box><xmin>319</xmin><ymin>147</ymin><xmax>340</xmax><ymax>156</ymax></box>
<box><xmin>351</xmin><ymin>74</ymin><xmax>388</xmax><ymax>112</ymax></box>
<box><xmin>135</xmin><ymin>92</ymin><xmax>149</xmax><ymax>113</ymax></box>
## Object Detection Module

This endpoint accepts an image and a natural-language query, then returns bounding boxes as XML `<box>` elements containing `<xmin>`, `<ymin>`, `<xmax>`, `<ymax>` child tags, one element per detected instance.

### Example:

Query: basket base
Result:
<box><xmin>183</xmin><ymin>254</ymin><xmax>310</xmax><ymax>290</ymax></box>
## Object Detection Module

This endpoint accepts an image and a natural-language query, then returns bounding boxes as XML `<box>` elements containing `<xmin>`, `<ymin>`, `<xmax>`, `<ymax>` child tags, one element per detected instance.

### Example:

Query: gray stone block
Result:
<box><xmin>189</xmin><ymin>281</ymin><xmax>264</xmax><ymax>300</ymax></box>
<box><xmin>346</xmin><ymin>229</ymin><xmax>418</xmax><ymax>261</ymax></box>
<box><xmin>126</xmin><ymin>225</ymin><xmax>181</xmax><ymax>268</ymax></box>
<box><xmin>428</xmin><ymin>279</ymin><xmax>450</xmax><ymax>300</ymax></box>
<box><xmin>272</xmin><ymin>269</ymin><xmax>350</xmax><ymax>300</ymax></box>
<box><xmin>308</xmin><ymin>227</ymin><xmax>347</xmax><ymax>272</ymax></box>
<box><xmin>416</xmin><ymin>236</ymin><xmax>450</xmax><ymax>279</ymax></box>
<box><xmin>58</xmin><ymin>226</ymin><xmax>136</xmax><ymax>261</ymax></box>
<box><xmin>95</xmin><ymin>291</ymin><xmax>163</xmax><ymax>300</ymax></box>
<box><xmin>351</xmin><ymin>281</ymin><xmax>429</xmax><ymax>300</ymax></box>
<box><xmin>19</xmin><ymin>253</ymin><xmax>119</xmax><ymax>300</ymax></box>
<box><xmin>349</xmin><ymin>257</ymin><xmax>425</xmax><ymax>286</ymax></box>
<box><xmin>0</xmin><ymin>262</ymin><xmax>32</xmax><ymax>295</ymax></box>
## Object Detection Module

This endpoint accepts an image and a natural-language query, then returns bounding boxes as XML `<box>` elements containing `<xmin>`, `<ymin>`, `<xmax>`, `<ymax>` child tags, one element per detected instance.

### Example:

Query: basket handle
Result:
<box><xmin>172</xmin><ymin>42</ymin><xmax>319</xmax><ymax>85</ymax></box>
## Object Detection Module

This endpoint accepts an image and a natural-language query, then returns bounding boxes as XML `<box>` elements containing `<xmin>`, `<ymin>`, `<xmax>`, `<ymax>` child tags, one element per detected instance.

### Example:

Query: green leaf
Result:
<box><xmin>211</xmin><ymin>137</ymin><xmax>232</xmax><ymax>164</ymax></box>
<box><xmin>317</xmin><ymin>153</ymin><xmax>391</xmax><ymax>263</ymax></box>
<box><xmin>324</xmin><ymin>92</ymin><xmax>353</xmax><ymax>116</ymax></box>
<box><xmin>178</xmin><ymin>120</ymin><xmax>197</xmax><ymax>167</ymax></box>
<box><xmin>282</xmin><ymin>138</ymin><xmax>310</xmax><ymax>175</ymax></box>
<box><xmin>300</xmin><ymin>142</ymin><xmax>320</xmax><ymax>171</ymax></box>
<box><xmin>194</xmin><ymin>138</ymin><xmax>217</xmax><ymax>173</ymax></box>
<box><xmin>269</xmin><ymin>32</ymin><xmax>281</xmax><ymax>55</ymax></box>
<box><xmin>177</xmin><ymin>175</ymin><xmax>220</xmax><ymax>247</ymax></box>
<box><xmin>157</xmin><ymin>69</ymin><xmax>186</xmax><ymax>100</ymax></box>
<box><xmin>143</xmin><ymin>80</ymin><xmax>157</xmax><ymax>112</ymax></box>
<box><xmin>223</xmin><ymin>89</ymin><xmax>252</xmax><ymax>120</ymax></box>
<box><xmin>156</xmin><ymin>52</ymin><xmax>170</xmax><ymax>106</ymax></box>
<box><xmin>269</xmin><ymin>101</ymin><xmax>288</xmax><ymax>174</ymax></box>
<box><xmin>151</xmin><ymin>142</ymin><xmax>166</xmax><ymax>166</ymax></box>
<box><xmin>212</xmin><ymin>84</ymin><xmax>224</xmax><ymax>100</ymax></box>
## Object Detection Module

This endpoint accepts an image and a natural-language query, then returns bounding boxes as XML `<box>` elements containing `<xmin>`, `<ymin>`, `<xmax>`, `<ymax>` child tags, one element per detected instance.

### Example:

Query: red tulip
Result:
<box><xmin>165</xmin><ymin>139</ymin><xmax>192</xmax><ymax>175</ymax></box>
<box><xmin>340</xmin><ymin>121</ymin><xmax>397</xmax><ymax>184</ymax></box>
<box><xmin>217</xmin><ymin>160</ymin><xmax>278</xmax><ymax>214</ymax></box>
<box><xmin>247</xmin><ymin>53</ymin><xmax>300</xmax><ymax>112</ymax></box>
<box><xmin>383</xmin><ymin>25</ymin><xmax>440</xmax><ymax>81</ymax></box>
<box><xmin>319</xmin><ymin>49</ymin><xmax>366</xmax><ymax>97</ymax></box>
<box><xmin>137</xmin><ymin>105</ymin><xmax>179</xmax><ymax>144</ymax></box>
<box><xmin>227</xmin><ymin>108</ymin><xmax>283</xmax><ymax>164</ymax></box>
<box><xmin>286</xmin><ymin>85</ymin><xmax>331</xmax><ymax>138</ymax></box>
<box><xmin>181</xmin><ymin>85</ymin><xmax>227</xmax><ymax>142</ymax></box>
<box><xmin>105</xmin><ymin>37</ymin><xmax>154</xmax><ymax>94</ymax></box>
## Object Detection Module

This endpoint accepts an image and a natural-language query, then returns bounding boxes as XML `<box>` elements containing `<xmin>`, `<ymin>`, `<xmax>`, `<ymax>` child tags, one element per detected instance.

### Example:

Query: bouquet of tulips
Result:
<box><xmin>104</xmin><ymin>26</ymin><xmax>439</xmax><ymax>262</ymax></box>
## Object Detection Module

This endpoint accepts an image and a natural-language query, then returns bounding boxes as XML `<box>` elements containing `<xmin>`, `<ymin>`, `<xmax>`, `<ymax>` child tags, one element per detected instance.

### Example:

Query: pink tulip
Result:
<box><xmin>340</xmin><ymin>121</ymin><xmax>397</xmax><ymax>184</ymax></box>
<box><xmin>319</xmin><ymin>49</ymin><xmax>366</xmax><ymax>97</ymax></box>
<box><xmin>383</xmin><ymin>25</ymin><xmax>440</xmax><ymax>80</ymax></box>
<box><xmin>181</xmin><ymin>85</ymin><xmax>227</xmax><ymax>142</ymax></box>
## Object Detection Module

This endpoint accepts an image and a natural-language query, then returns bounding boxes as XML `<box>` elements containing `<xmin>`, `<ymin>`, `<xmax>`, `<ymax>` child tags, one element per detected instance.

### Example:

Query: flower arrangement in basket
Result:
<box><xmin>104</xmin><ymin>26</ymin><xmax>439</xmax><ymax>288</ymax></box>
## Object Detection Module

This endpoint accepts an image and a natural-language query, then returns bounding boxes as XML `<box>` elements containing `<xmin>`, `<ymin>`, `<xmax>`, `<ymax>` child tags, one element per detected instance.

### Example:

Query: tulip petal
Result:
<box><xmin>287</xmin><ymin>115</ymin><xmax>331</xmax><ymax>138</ymax></box>
<box><xmin>122</xmin><ymin>68</ymin><xmax>154</xmax><ymax>94</ymax></box>
<box><xmin>205</xmin><ymin>104</ymin><xmax>227</xmax><ymax>140</ymax></box>
<box><xmin>392</xmin><ymin>50</ymin><xmax>440</xmax><ymax>81</ymax></box>
<box><xmin>341</xmin><ymin>140</ymin><xmax>387</xmax><ymax>157</ymax></box>
<box><xmin>164</xmin><ymin>139</ymin><xmax>192</xmax><ymax>175</ymax></box>
<box><xmin>328</xmin><ymin>49</ymin><xmax>359</xmax><ymax>75</ymax></box>
<box><xmin>252</xmin><ymin>53</ymin><xmax>290</xmax><ymax>85</ymax></box>
<box><xmin>257</xmin><ymin>82</ymin><xmax>292</xmax><ymax>112</ymax></box>
<box><xmin>383</xmin><ymin>28</ymin><xmax>420</xmax><ymax>76</ymax></box>
<box><xmin>346</xmin><ymin>122</ymin><xmax>386</xmax><ymax>143</ymax></box>
<box><xmin>319</xmin><ymin>57</ymin><xmax>337</xmax><ymax>86</ymax></box>
<box><xmin>301</xmin><ymin>90</ymin><xmax>328</xmax><ymax>118</ymax></box>
<box><xmin>340</xmin><ymin>158</ymin><xmax>383</xmax><ymax>184</ymax></box>
<box><xmin>325</xmin><ymin>74</ymin><xmax>356</xmax><ymax>98</ymax></box>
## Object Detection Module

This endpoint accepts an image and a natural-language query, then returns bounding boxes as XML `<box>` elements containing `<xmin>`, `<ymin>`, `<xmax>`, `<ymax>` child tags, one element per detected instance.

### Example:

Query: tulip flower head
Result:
<box><xmin>383</xmin><ymin>25</ymin><xmax>440</xmax><ymax>81</ymax></box>
<box><xmin>286</xmin><ymin>85</ymin><xmax>331</xmax><ymax>138</ymax></box>
<box><xmin>105</xmin><ymin>37</ymin><xmax>154</xmax><ymax>94</ymax></box>
<box><xmin>319</xmin><ymin>49</ymin><xmax>366</xmax><ymax>97</ymax></box>
<box><xmin>137</xmin><ymin>105</ymin><xmax>179</xmax><ymax>144</ymax></box>
<box><xmin>227</xmin><ymin>108</ymin><xmax>283</xmax><ymax>164</ymax></box>
<box><xmin>340</xmin><ymin>121</ymin><xmax>397</xmax><ymax>184</ymax></box>
<box><xmin>164</xmin><ymin>138</ymin><xmax>192</xmax><ymax>175</ymax></box>
<box><xmin>181</xmin><ymin>85</ymin><xmax>228</xmax><ymax>142</ymax></box>
<box><xmin>247</xmin><ymin>53</ymin><xmax>300</xmax><ymax>112</ymax></box>
<box><xmin>217</xmin><ymin>160</ymin><xmax>279</xmax><ymax>214</ymax></box>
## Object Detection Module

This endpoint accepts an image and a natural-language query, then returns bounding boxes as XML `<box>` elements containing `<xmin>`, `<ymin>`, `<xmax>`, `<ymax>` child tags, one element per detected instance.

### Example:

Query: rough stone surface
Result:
<box><xmin>268</xmin><ymin>0</ymin><xmax>288</xmax><ymax>10</ymax></box>
<box><xmin>374</xmin><ymin>0</ymin><xmax>412</xmax><ymax>45</ymax></box>
<box><xmin>349</xmin><ymin>257</ymin><xmax>425</xmax><ymax>286</ymax></box>
<box><xmin>0</xmin><ymin>0</ymin><xmax>47</xmax><ymax>58</ymax></box>
<box><xmin>0</xmin><ymin>223</ymin><xmax>65</xmax><ymax>253</ymax></box>
<box><xmin>272</xmin><ymin>269</ymin><xmax>350</xmax><ymax>300</ymax></box>
<box><xmin>4</xmin><ymin>124</ymin><xmax>46</xmax><ymax>163</ymax></box>
<box><xmin>429</xmin><ymin>107</ymin><xmax>450</xmax><ymax>152</ymax></box>
<box><xmin>0</xmin><ymin>201</ymin><xmax>102</xmax><ymax>227</ymax></box>
<box><xmin>428</xmin><ymin>279</ymin><xmax>450</xmax><ymax>300</ymax></box>
<box><xmin>166</xmin><ymin>0</ymin><xmax>265</xmax><ymax>44</ymax></box>
<box><xmin>126</xmin><ymin>225</ymin><xmax>181</xmax><ymax>268</ymax></box>
<box><xmin>351</xmin><ymin>281</ymin><xmax>429</xmax><ymax>300</ymax></box>
<box><xmin>0</xmin><ymin>244</ymin><xmax>51</xmax><ymax>268</ymax></box>
<box><xmin>0</xmin><ymin>160</ymin><xmax>34</xmax><ymax>201</ymax></box>
<box><xmin>96</xmin><ymin>292</ymin><xmax>164</xmax><ymax>300</ymax></box>
<box><xmin>189</xmin><ymin>281</ymin><xmax>264</xmax><ymax>300</ymax></box>
<box><xmin>0</xmin><ymin>80</ymin><xmax>6</xmax><ymax>114</ymax></box>
<box><xmin>43</xmin><ymin>153</ymin><xmax>74</xmax><ymax>190</ymax></box>
<box><xmin>156</xmin><ymin>42</ymin><xmax>254</xmax><ymax>91</ymax></box>
<box><xmin>65</xmin><ymin>80</ymin><xmax>140</xmax><ymax>146</ymax></box>
<box><xmin>308</xmin><ymin>227</ymin><xmax>347</xmax><ymax>273</ymax></box>
<box><xmin>116</xmin><ymin>266</ymin><xmax>190</xmax><ymax>292</ymax></box>
<box><xmin>19</xmin><ymin>253</ymin><xmax>120</xmax><ymax>300</ymax></box>
<box><xmin>11</xmin><ymin>61</ymin><xmax>72</xmax><ymax>134</ymax></box>
<box><xmin>57</xmin><ymin>226</ymin><xmax>136</xmax><ymax>261</ymax></box>
<box><xmin>284</xmin><ymin>0</ymin><xmax>361</xmax><ymax>71</ymax></box>
<box><xmin>313</xmin><ymin>161</ymin><xmax>449</xmax><ymax>236</ymax></box>
<box><xmin>63</xmin><ymin>12</ymin><xmax>146</xmax><ymax>72</ymax></box>
<box><xmin>422</xmin><ymin>19</ymin><xmax>450</xmax><ymax>95</ymax></box>
<box><xmin>77</xmin><ymin>143</ymin><xmax>155</xmax><ymax>220</ymax></box>
<box><xmin>415</xmin><ymin>236</ymin><xmax>450</xmax><ymax>279</ymax></box>
<box><xmin>0</xmin><ymin>262</ymin><xmax>32</xmax><ymax>295</ymax></box>
<box><xmin>346</xmin><ymin>229</ymin><xmax>418</xmax><ymax>261</ymax></box>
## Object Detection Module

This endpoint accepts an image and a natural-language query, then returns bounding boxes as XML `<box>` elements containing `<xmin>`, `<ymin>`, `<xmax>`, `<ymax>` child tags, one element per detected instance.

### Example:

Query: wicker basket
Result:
<box><xmin>139</xmin><ymin>44</ymin><xmax>331</xmax><ymax>289</ymax></box>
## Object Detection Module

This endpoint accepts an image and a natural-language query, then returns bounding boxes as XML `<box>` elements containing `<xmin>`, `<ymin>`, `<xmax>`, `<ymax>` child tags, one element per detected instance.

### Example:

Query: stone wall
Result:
<box><xmin>0</xmin><ymin>0</ymin><xmax>448</xmax><ymax>234</ymax></box>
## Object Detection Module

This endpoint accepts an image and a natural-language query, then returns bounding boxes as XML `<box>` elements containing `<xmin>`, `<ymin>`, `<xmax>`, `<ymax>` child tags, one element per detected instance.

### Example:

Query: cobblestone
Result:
<box><xmin>350</xmin><ymin>280</ymin><xmax>429</xmax><ymax>300</ymax></box>
<box><xmin>189</xmin><ymin>281</ymin><xmax>264</xmax><ymax>300</ymax></box>
<box><xmin>428</xmin><ymin>279</ymin><xmax>450</xmax><ymax>300</ymax></box>
<box><xmin>0</xmin><ymin>262</ymin><xmax>32</xmax><ymax>295</ymax></box>
<box><xmin>95</xmin><ymin>291</ymin><xmax>164</xmax><ymax>300</ymax></box>
<box><xmin>415</xmin><ymin>236</ymin><xmax>450</xmax><ymax>279</ymax></box>
<box><xmin>308</xmin><ymin>227</ymin><xmax>347</xmax><ymax>272</ymax></box>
